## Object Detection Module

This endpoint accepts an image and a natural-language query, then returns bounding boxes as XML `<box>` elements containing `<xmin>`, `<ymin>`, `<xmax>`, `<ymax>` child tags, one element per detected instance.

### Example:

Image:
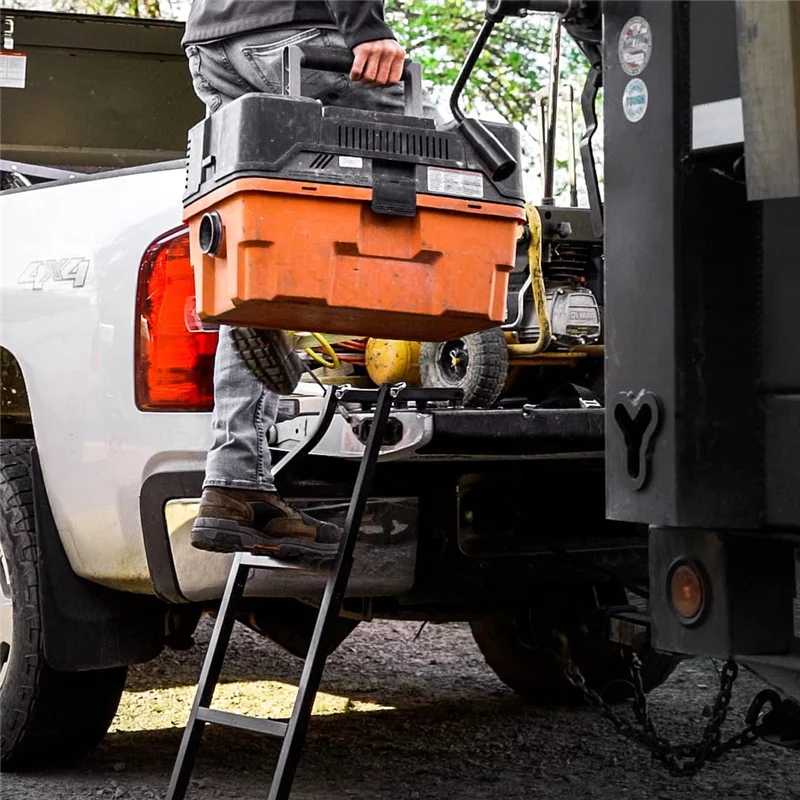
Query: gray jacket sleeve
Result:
<box><xmin>324</xmin><ymin>1</ymin><xmax>395</xmax><ymax>49</ymax></box>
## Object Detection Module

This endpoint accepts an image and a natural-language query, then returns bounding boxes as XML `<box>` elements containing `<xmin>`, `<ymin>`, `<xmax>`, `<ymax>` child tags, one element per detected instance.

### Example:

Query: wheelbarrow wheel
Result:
<box><xmin>420</xmin><ymin>327</ymin><xmax>508</xmax><ymax>408</ymax></box>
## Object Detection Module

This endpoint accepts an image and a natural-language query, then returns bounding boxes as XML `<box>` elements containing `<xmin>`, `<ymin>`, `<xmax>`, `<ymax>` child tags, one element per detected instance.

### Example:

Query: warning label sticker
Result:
<box><xmin>427</xmin><ymin>167</ymin><xmax>484</xmax><ymax>200</ymax></box>
<box><xmin>622</xmin><ymin>78</ymin><xmax>649</xmax><ymax>123</ymax></box>
<box><xmin>0</xmin><ymin>52</ymin><xmax>27</xmax><ymax>89</ymax></box>
<box><xmin>618</xmin><ymin>16</ymin><xmax>653</xmax><ymax>77</ymax></box>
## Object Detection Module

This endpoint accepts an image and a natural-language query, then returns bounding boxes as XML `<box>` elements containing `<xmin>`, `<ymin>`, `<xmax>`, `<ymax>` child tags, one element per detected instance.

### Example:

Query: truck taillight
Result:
<box><xmin>135</xmin><ymin>227</ymin><xmax>218</xmax><ymax>411</ymax></box>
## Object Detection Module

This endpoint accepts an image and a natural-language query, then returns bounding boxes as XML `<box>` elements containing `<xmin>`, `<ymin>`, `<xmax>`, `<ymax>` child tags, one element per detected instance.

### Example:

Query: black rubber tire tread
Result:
<box><xmin>470</xmin><ymin>618</ymin><xmax>680</xmax><ymax>706</ymax></box>
<box><xmin>238</xmin><ymin>598</ymin><xmax>359</xmax><ymax>660</ymax></box>
<box><xmin>0</xmin><ymin>440</ymin><xmax>128</xmax><ymax>771</ymax></box>
<box><xmin>419</xmin><ymin>327</ymin><xmax>508</xmax><ymax>408</ymax></box>
<box><xmin>231</xmin><ymin>327</ymin><xmax>303</xmax><ymax>395</ymax></box>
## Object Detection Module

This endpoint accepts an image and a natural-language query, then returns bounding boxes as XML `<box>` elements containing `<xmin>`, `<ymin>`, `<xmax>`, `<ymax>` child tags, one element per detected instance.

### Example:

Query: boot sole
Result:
<box><xmin>231</xmin><ymin>327</ymin><xmax>303</xmax><ymax>396</ymax></box>
<box><xmin>191</xmin><ymin>517</ymin><xmax>338</xmax><ymax>570</ymax></box>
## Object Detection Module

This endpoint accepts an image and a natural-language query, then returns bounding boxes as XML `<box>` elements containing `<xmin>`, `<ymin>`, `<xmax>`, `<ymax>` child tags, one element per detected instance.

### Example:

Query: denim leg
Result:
<box><xmin>187</xmin><ymin>29</ymin><xmax>441</xmax><ymax>492</ymax></box>
<box><xmin>204</xmin><ymin>326</ymin><xmax>277</xmax><ymax>491</ymax></box>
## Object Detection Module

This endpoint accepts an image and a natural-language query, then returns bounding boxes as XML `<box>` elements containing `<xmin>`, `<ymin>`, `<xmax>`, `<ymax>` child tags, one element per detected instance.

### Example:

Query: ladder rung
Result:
<box><xmin>196</xmin><ymin>707</ymin><xmax>288</xmax><ymax>738</ymax></box>
<box><xmin>239</xmin><ymin>553</ymin><xmax>318</xmax><ymax>570</ymax></box>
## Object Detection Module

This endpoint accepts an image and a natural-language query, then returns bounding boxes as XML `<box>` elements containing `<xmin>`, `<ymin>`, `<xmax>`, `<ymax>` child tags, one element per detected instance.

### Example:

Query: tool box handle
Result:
<box><xmin>283</xmin><ymin>45</ymin><xmax>424</xmax><ymax>118</ymax></box>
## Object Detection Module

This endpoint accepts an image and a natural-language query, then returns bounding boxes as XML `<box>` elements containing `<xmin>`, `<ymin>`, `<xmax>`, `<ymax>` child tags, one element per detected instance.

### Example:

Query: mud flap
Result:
<box><xmin>31</xmin><ymin>448</ymin><xmax>165</xmax><ymax>671</ymax></box>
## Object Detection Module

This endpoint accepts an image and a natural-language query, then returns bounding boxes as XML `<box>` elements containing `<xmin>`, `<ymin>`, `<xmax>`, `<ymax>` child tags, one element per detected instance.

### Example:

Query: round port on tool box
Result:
<box><xmin>198</xmin><ymin>211</ymin><xmax>224</xmax><ymax>256</ymax></box>
<box><xmin>667</xmin><ymin>560</ymin><xmax>708</xmax><ymax>625</ymax></box>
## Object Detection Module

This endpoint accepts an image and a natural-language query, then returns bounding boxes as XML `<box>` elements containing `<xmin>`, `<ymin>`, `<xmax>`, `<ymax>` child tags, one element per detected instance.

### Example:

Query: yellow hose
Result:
<box><xmin>304</xmin><ymin>333</ymin><xmax>340</xmax><ymax>369</ymax></box>
<box><xmin>524</xmin><ymin>203</ymin><xmax>552</xmax><ymax>355</ymax></box>
<box><xmin>286</xmin><ymin>331</ymin><xmax>341</xmax><ymax>369</ymax></box>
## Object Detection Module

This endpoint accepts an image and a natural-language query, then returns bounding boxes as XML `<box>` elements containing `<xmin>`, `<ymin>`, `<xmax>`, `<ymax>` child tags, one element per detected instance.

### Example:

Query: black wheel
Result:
<box><xmin>231</xmin><ymin>327</ymin><xmax>303</xmax><ymax>395</ymax></box>
<box><xmin>0</xmin><ymin>441</ymin><xmax>128</xmax><ymax>771</ymax></box>
<box><xmin>420</xmin><ymin>327</ymin><xmax>508</xmax><ymax>408</ymax></box>
<box><xmin>238</xmin><ymin>598</ymin><xmax>359</xmax><ymax>659</ymax></box>
<box><xmin>471</xmin><ymin>591</ymin><xmax>680</xmax><ymax>705</ymax></box>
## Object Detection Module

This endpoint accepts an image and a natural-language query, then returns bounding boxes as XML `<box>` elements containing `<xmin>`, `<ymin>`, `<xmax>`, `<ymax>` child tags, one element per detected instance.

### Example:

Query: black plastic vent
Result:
<box><xmin>309</xmin><ymin>153</ymin><xmax>335</xmax><ymax>170</ymax></box>
<box><xmin>336</xmin><ymin>124</ymin><xmax>450</xmax><ymax>160</ymax></box>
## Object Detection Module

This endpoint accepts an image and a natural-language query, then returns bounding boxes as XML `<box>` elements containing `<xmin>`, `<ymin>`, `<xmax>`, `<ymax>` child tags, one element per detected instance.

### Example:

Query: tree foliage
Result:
<box><xmin>386</xmin><ymin>0</ymin><xmax>591</xmax><ymax>198</ymax></box>
<box><xmin>58</xmin><ymin>0</ymin><xmax>163</xmax><ymax>15</ymax></box>
<box><xmin>6</xmin><ymin>0</ymin><xmax>168</xmax><ymax>16</ymax></box>
<box><xmin>387</xmin><ymin>0</ymin><xmax>562</xmax><ymax>127</ymax></box>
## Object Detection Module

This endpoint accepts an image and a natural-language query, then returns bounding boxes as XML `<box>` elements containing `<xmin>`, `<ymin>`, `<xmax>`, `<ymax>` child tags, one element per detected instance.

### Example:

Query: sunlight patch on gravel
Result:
<box><xmin>110</xmin><ymin>682</ymin><xmax>396</xmax><ymax>733</ymax></box>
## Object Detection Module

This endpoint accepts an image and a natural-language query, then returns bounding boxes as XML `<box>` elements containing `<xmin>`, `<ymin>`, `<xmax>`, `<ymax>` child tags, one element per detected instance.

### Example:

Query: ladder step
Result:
<box><xmin>196</xmin><ymin>707</ymin><xmax>288</xmax><ymax>738</ymax></box>
<box><xmin>239</xmin><ymin>553</ymin><xmax>318</xmax><ymax>570</ymax></box>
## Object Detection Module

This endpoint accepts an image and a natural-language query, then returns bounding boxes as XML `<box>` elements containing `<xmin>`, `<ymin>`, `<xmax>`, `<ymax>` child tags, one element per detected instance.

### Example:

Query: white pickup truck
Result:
<box><xmin>0</xmin><ymin>9</ymin><xmax>675</xmax><ymax>770</ymax></box>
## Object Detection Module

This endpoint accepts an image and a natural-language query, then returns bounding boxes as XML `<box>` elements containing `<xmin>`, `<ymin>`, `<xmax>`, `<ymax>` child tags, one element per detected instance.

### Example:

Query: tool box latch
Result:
<box><xmin>371</xmin><ymin>160</ymin><xmax>417</xmax><ymax>217</ymax></box>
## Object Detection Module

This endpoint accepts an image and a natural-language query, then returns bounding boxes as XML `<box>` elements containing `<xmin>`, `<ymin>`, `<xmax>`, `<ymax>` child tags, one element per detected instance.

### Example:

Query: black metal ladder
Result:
<box><xmin>166</xmin><ymin>383</ymin><xmax>460</xmax><ymax>800</ymax></box>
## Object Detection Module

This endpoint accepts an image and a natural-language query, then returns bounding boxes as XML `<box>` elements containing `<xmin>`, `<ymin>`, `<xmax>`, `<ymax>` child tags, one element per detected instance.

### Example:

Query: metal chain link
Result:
<box><xmin>551</xmin><ymin>632</ymin><xmax>766</xmax><ymax>777</ymax></box>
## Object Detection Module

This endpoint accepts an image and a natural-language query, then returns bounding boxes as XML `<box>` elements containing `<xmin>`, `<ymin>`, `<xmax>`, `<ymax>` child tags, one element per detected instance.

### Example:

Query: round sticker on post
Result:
<box><xmin>622</xmin><ymin>78</ymin><xmax>648</xmax><ymax>123</ymax></box>
<box><xmin>618</xmin><ymin>16</ymin><xmax>652</xmax><ymax>76</ymax></box>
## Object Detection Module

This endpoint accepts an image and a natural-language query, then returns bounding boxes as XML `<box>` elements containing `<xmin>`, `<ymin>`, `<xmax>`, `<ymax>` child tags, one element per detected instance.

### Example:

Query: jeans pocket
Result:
<box><xmin>186</xmin><ymin>45</ymin><xmax>222</xmax><ymax>112</ymax></box>
<box><xmin>241</xmin><ymin>29</ymin><xmax>321</xmax><ymax>93</ymax></box>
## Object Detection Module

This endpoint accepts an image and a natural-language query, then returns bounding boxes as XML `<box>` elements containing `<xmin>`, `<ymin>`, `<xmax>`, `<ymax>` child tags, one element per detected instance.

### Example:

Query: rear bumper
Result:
<box><xmin>141</xmin><ymin>406</ymin><xmax>607</xmax><ymax>604</ymax></box>
<box><xmin>418</xmin><ymin>407</ymin><xmax>604</xmax><ymax>458</ymax></box>
<box><xmin>272</xmin><ymin>403</ymin><xmax>605</xmax><ymax>461</ymax></box>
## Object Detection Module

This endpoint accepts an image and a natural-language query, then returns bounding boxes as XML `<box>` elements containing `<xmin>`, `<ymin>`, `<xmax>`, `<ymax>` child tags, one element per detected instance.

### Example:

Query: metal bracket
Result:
<box><xmin>2</xmin><ymin>15</ymin><xmax>14</xmax><ymax>51</ymax></box>
<box><xmin>579</xmin><ymin>46</ymin><xmax>604</xmax><ymax>237</ymax></box>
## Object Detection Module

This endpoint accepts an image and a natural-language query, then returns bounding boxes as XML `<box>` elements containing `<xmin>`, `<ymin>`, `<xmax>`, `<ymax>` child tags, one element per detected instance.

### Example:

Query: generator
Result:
<box><xmin>182</xmin><ymin>45</ymin><xmax>526</xmax><ymax>343</ymax></box>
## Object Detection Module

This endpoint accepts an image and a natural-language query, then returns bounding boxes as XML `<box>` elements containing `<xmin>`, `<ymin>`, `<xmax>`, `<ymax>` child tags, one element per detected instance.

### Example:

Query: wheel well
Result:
<box><xmin>1</xmin><ymin>347</ymin><xmax>33</xmax><ymax>440</ymax></box>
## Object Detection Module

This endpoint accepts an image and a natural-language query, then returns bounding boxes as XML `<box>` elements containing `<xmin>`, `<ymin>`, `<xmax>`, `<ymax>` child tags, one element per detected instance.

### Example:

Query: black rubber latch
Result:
<box><xmin>371</xmin><ymin>160</ymin><xmax>417</xmax><ymax>217</ymax></box>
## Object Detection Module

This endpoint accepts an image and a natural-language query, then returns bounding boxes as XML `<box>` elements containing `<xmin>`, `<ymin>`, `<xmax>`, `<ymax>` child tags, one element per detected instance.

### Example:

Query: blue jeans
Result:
<box><xmin>186</xmin><ymin>28</ymin><xmax>438</xmax><ymax>491</ymax></box>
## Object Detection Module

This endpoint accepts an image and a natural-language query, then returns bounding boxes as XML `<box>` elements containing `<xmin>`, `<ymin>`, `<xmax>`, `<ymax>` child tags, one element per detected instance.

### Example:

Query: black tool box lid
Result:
<box><xmin>183</xmin><ymin>93</ymin><xmax>524</xmax><ymax>210</ymax></box>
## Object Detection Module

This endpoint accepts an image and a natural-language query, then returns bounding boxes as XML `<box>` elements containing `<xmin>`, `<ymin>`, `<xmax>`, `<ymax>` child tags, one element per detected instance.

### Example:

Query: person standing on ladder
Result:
<box><xmin>183</xmin><ymin>1</ymin><xmax>436</xmax><ymax>568</ymax></box>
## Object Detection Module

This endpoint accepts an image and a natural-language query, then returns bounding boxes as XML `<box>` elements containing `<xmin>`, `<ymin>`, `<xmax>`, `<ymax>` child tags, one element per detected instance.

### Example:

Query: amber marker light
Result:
<box><xmin>668</xmin><ymin>562</ymin><xmax>706</xmax><ymax>624</ymax></box>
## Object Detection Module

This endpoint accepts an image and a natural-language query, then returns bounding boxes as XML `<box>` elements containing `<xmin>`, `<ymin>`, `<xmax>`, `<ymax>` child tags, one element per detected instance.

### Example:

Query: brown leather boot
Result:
<box><xmin>191</xmin><ymin>488</ymin><xmax>341</xmax><ymax>569</ymax></box>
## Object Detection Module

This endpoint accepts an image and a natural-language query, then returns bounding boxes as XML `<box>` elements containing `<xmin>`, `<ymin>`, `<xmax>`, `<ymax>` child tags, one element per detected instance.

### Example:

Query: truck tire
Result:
<box><xmin>0</xmin><ymin>440</ymin><xmax>127</xmax><ymax>771</ymax></box>
<box><xmin>470</xmin><ymin>617</ymin><xmax>680</xmax><ymax>705</ymax></box>
<box><xmin>420</xmin><ymin>327</ymin><xmax>508</xmax><ymax>408</ymax></box>
<box><xmin>238</xmin><ymin>598</ymin><xmax>359</xmax><ymax>659</ymax></box>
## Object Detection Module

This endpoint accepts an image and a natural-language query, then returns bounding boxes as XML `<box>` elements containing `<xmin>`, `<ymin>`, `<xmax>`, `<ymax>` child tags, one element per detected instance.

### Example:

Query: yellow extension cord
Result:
<box><xmin>523</xmin><ymin>203</ymin><xmax>552</xmax><ymax>355</ymax></box>
<box><xmin>286</xmin><ymin>331</ymin><xmax>341</xmax><ymax>370</ymax></box>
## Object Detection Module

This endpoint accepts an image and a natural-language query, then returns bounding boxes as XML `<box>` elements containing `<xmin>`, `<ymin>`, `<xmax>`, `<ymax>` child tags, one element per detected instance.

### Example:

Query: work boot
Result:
<box><xmin>232</xmin><ymin>327</ymin><xmax>303</xmax><ymax>396</ymax></box>
<box><xmin>191</xmin><ymin>488</ymin><xmax>341</xmax><ymax>569</ymax></box>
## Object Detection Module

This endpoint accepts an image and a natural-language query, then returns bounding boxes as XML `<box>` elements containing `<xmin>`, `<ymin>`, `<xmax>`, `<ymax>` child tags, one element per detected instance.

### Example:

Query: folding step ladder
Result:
<box><xmin>166</xmin><ymin>383</ymin><xmax>461</xmax><ymax>800</ymax></box>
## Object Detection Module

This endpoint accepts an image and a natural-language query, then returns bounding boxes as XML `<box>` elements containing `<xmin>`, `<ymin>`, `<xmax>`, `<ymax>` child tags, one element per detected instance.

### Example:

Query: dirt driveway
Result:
<box><xmin>1</xmin><ymin>618</ymin><xmax>797</xmax><ymax>800</ymax></box>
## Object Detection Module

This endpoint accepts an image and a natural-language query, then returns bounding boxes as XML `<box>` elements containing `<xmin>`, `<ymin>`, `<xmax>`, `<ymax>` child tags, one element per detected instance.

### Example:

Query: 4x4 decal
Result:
<box><xmin>18</xmin><ymin>257</ymin><xmax>90</xmax><ymax>290</ymax></box>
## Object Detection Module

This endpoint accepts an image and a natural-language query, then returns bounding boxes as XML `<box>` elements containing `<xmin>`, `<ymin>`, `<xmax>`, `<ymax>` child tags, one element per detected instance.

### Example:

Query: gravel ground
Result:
<box><xmin>1</xmin><ymin>617</ymin><xmax>797</xmax><ymax>800</ymax></box>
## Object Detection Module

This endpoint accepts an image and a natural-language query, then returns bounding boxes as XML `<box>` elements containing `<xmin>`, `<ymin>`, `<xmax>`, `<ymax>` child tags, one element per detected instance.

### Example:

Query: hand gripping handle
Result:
<box><xmin>283</xmin><ymin>45</ymin><xmax>423</xmax><ymax>117</ymax></box>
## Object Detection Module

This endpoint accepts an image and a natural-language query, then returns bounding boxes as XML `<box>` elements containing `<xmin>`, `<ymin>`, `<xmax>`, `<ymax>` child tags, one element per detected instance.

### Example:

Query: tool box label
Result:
<box><xmin>427</xmin><ymin>167</ymin><xmax>484</xmax><ymax>200</ymax></box>
<box><xmin>339</xmin><ymin>156</ymin><xmax>363</xmax><ymax>169</ymax></box>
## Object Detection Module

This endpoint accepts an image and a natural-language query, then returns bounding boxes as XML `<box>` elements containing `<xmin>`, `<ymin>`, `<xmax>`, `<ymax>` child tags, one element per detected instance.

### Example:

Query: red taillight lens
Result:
<box><xmin>135</xmin><ymin>227</ymin><xmax>218</xmax><ymax>411</ymax></box>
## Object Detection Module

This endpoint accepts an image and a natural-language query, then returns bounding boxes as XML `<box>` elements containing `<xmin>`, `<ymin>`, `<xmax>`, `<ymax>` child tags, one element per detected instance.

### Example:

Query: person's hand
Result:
<box><xmin>350</xmin><ymin>39</ymin><xmax>406</xmax><ymax>86</ymax></box>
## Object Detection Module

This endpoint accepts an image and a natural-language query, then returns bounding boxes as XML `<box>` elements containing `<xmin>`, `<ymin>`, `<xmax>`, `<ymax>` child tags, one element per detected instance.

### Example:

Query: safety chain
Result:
<box><xmin>551</xmin><ymin>632</ymin><xmax>774</xmax><ymax>777</ymax></box>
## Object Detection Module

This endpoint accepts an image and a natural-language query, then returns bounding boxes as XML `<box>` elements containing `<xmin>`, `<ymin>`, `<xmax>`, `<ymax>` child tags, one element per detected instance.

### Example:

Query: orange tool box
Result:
<box><xmin>183</xmin><ymin>47</ymin><xmax>525</xmax><ymax>342</ymax></box>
